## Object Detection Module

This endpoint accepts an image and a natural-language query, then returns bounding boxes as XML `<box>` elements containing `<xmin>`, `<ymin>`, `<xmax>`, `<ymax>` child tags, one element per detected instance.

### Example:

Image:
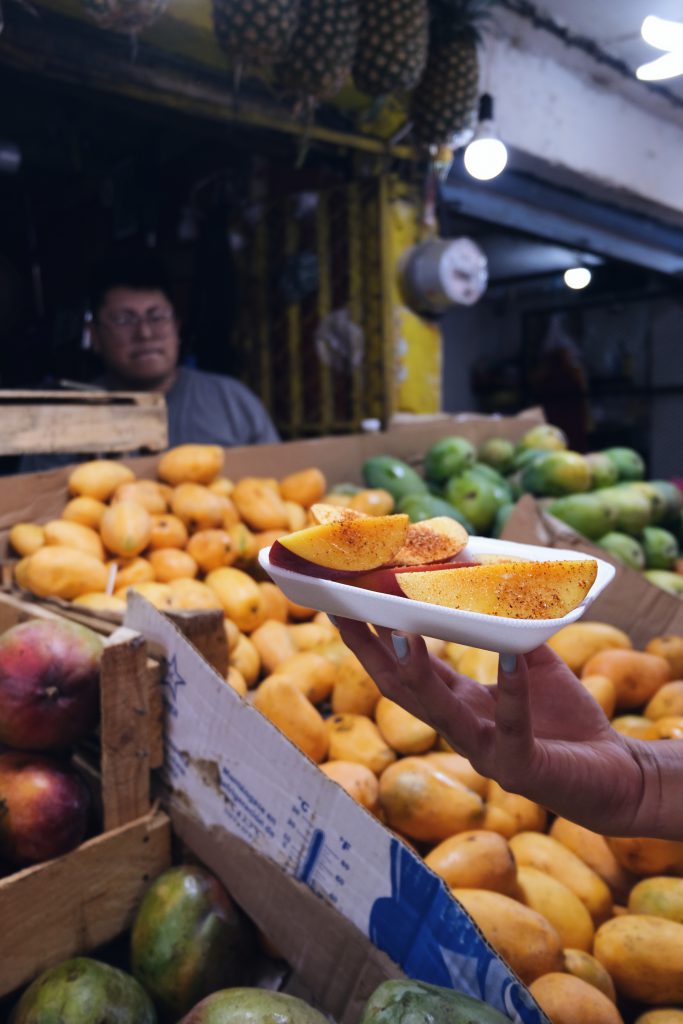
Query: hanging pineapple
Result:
<box><xmin>411</xmin><ymin>0</ymin><xmax>494</xmax><ymax>149</ymax></box>
<box><xmin>274</xmin><ymin>0</ymin><xmax>360</xmax><ymax>101</ymax></box>
<box><xmin>352</xmin><ymin>0</ymin><xmax>429</xmax><ymax>97</ymax></box>
<box><xmin>83</xmin><ymin>0</ymin><xmax>168</xmax><ymax>33</ymax></box>
<box><xmin>213</xmin><ymin>0</ymin><xmax>301</xmax><ymax>66</ymax></box>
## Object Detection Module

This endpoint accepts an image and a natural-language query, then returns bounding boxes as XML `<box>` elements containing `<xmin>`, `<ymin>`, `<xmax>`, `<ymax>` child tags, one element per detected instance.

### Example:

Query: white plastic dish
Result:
<box><xmin>258</xmin><ymin>536</ymin><xmax>616</xmax><ymax>655</ymax></box>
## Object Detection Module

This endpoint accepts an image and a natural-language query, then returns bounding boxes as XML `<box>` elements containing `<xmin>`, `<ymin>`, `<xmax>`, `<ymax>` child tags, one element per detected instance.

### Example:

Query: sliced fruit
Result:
<box><xmin>388</xmin><ymin>516</ymin><xmax>469</xmax><ymax>567</ymax></box>
<box><xmin>277</xmin><ymin>514</ymin><xmax>410</xmax><ymax>572</ymax></box>
<box><xmin>309</xmin><ymin>502</ymin><xmax>366</xmax><ymax>525</ymax></box>
<box><xmin>350</xmin><ymin>559</ymin><xmax>479</xmax><ymax>597</ymax></box>
<box><xmin>396</xmin><ymin>559</ymin><xmax>598</xmax><ymax>620</ymax></box>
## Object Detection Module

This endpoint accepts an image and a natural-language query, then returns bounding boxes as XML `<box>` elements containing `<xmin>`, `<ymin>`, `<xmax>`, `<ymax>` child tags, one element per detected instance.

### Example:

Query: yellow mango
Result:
<box><xmin>457</xmin><ymin>647</ymin><xmax>499</xmax><ymax>686</ymax></box>
<box><xmin>374</xmin><ymin>697</ymin><xmax>437</xmax><ymax>755</ymax></box>
<box><xmin>23</xmin><ymin>545</ymin><xmax>108</xmax><ymax>599</ymax></box>
<box><xmin>656</xmin><ymin>715</ymin><xmax>683</xmax><ymax>739</ymax></box>
<box><xmin>8</xmin><ymin>523</ymin><xmax>45</xmax><ymax>557</ymax></box>
<box><xmin>509</xmin><ymin>831</ymin><xmax>613</xmax><ymax>925</ymax></box>
<box><xmin>379</xmin><ymin>757</ymin><xmax>484</xmax><ymax>842</ymax></box>
<box><xmin>43</xmin><ymin>519</ymin><xmax>105</xmax><ymax>561</ymax></box>
<box><xmin>330</xmin><ymin>658</ymin><xmax>382</xmax><ymax>717</ymax></box>
<box><xmin>529</xmin><ymin>973</ymin><xmax>624</xmax><ymax>1024</ymax></box>
<box><xmin>107</xmin><ymin>556</ymin><xmax>154</xmax><ymax>591</ymax></box>
<box><xmin>157</xmin><ymin>443</ymin><xmax>224</xmax><ymax>485</ymax></box>
<box><xmin>258</xmin><ymin>582</ymin><xmax>289</xmax><ymax>624</ymax></box>
<box><xmin>148</xmin><ymin>548</ymin><xmax>198</xmax><ymax>583</ymax></box>
<box><xmin>148</xmin><ymin>513</ymin><xmax>189</xmax><ymax>550</ymax></box>
<box><xmin>443</xmin><ymin>642</ymin><xmax>471</xmax><ymax>669</ymax></box>
<box><xmin>607</xmin><ymin>836</ymin><xmax>683</xmax><ymax>877</ymax></box>
<box><xmin>645</xmin><ymin>681</ymin><xmax>683</xmax><ymax>720</ymax></box>
<box><xmin>13</xmin><ymin>557</ymin><xmax>31</xmax><ymax>589</ymax></box>
<box><xmin>594</xmin><ymin>914</ymin><xmax>683</xmax><ymax>1003</ymax></box>
<box><xmin>581</xmin><ymin>673</ymin><xmax>617</xmax><ymax>718</ymax></box>
<box><xmin>100</xmin><ymin>501</ymin><xmax>152</xmax><ymax>558</ymax></box>
<box><xmin>249</xmin><ymin>620</ymin><xmax>298</xmax><ymax>676</ymax></box>
<box><xmin>167</xmin><ymin>578</ymin><xmax>223</xmax><ymax>612</ymax></box>
<box><xmin>115</xmin><ymin>581</ymin><xmax>174</xmax><ymax>610</ymax></box>
<box><xmin>225</xmin><ymin>666</ymin><xmax>247</xmax><ymax>697</ymax></box>
<box><xmin>288</xmin><ymin>621</ymin><xmax>337</xmax><ymax>650</ymax></box>
<box><xmin>283</xmin><ymin>596</ymin><xmax>316</xmax><ymax>622</ymax></box>
<box><xmin>283</xmin><ymin>501</ymin><xmax>308</xmax><ymax>532</ymax></box>
<box><xmin>72</xmin><ymin>592</ymin><xmax>127</xmax><ymax>614</ymax></box>
<box><xmin>549</xmin><ymin>817</ymin><xmax>635</xmax><ymax>903</ymax></box>
<box><xmin>563</xmin><ymin>948</ymin><xmax>617</xmax><ymax>1003</ymax></box>
<box><xmin>253</xmin><ymin>677</ymin><xmax>328</xmax><ymax>763</ymax></box>
<box><xmin>645</xmin><ymin>635</ymin><xmax>683</xmax><ymax>679</ymax></box>
<box><xmin>635</xmin><ymin>1011</ymin><xmax>683</xmax><ymax>1024</ymax></box>
<box><xmin>61</xmin><ymin>496</ymin><xmax>107</xmax><ymax>529</ymax></box>
<box><xmin>548</xmin><ymin>621</ymin><xmax>632</xmax><ymax>674</ymax></box>
<box><xmin>205</xmin><ymin>567</ymin><xmax>266</xmax><ymax>633</ymax></box>
<box><xmin>171</xmin><ymin>483</ymin><xmax>230</xmax><ymax>531</ymax></box>
<box><xmin>628</xmin><ymin>876</ymin><xmax>683</xmax><ymax>924</ymax></box>
<box><xmin>67</xmin><ymin>459</ymin><xmax>135</xmax><ymax>501</ymax></box>
<box><xmin>348</xmin><ymin>488</ymin><xmax>394</xmax><ymax>516</ymax></box>
<box><xmin>424</xmin><ymin>830</ymin><xmax>517</xmax><ymax>895</ymax></box>
<box><xmin>421</xmin><ymin>752</ymin><xmax>488</xmax><ymax>798</ymax></box>
<box><xmin>319</xmin><ymin>761</ymin><xmax>379</xmax><ymax>812</ymax></box>
<box><xmin>232</xmin><ymin>477</ymin><xmax>290</xmax><ymax>531</ymax></box>
<box><xmin>325</xmin><ymin>713</ymin><xmax>396</xmax><ymax>775</ymax></box>
<box><xmin>278</xmin><ymin>468</ymin><xmax>327</xmax><ymax>509</ymax></box>
<box><xmin>112</xmin><ymin>479</ymin><xmax>167</xmax><ymax>514</ymax></box>
<box><xmin>223</xmin><ymin>618</ymin><xmax>240</xmax><ymax>654</ymax></box>
<box><xmin>273</xmin><ymin>651</ymin><xmax>337</xmax><ymax>705</ymax></box>
<box><xmin>611</xmin><ymin>714</ymin><xmax>660</xmax><ymax>740</ymax></box>
<box><xmin>228</xmin><ymin>522</ymin><xmax>258</xmax><ymax>562</ymax></box>
<box><xmin>452</xmin><ymin>888</ymin><xmax>564</xmax><ymax>985</ymax></box>
<box><xmin>486</xmin><ymin>781</ymin><xmax>548</xmax><ymax>834</ymax></box>
<box><xmin>228</xmin><ymin>633</ymin><xmax>260</xmax><ymax>687</ymax></box>
<box><xmin>208</xmin><ymin>476</ymin><xmax>234</xmax><ymax>498</ymax></box>
<box><xmin>516</xmin><ymin>865</ymin><xmax>595</xmax><ymax>951</ymax></box>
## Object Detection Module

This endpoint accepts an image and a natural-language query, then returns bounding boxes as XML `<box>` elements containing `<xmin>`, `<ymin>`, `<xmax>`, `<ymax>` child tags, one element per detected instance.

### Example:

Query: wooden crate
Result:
<box><xmin>0</xmin><ymin>593</ymin><xmax>172</xmax><ymax>998</ymax></box>
<box><xmin>0</xmin><ymin>389</ymin><xmax>168</xmax><ymax>456</ymax></box>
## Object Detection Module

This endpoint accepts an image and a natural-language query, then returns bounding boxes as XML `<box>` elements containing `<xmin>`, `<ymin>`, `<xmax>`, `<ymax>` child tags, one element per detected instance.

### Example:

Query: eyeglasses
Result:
<box><xmin>100</xmin><ymin>308</ymin><xmax>175</xmax><ymax>333</ymax></box>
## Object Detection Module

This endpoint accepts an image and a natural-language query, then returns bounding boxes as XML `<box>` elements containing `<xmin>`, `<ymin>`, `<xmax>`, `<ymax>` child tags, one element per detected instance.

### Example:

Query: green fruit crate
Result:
<box><xmin>0</xmin><ymin>592</ymin><xmax>172</xmax><ymax>999</ymax></box>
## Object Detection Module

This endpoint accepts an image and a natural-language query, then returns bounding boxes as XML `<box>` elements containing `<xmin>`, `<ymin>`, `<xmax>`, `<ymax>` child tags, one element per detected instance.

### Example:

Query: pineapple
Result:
<box><xmin>275</xmin><ymin>0</ymin><xmax>360</xmax><ymax>100</ymax></box>
<box><xmin>411</xmin><ymin>0</ymin><xmax>494</xmax><ymax>149</ymax></box>
<box><xmin>353</xmin><ymin>0</ymin><xmax>429</xmax><ymax>97</ymax></box>
<box><xmin>83</xmin><ymin>0</ymin><xmax>168</xmax><ymax>32</ymax></box>
<box><xmin>213</xmin><ymin>0</ymin><xmax>301</xmax><ymax>66</ymax></box>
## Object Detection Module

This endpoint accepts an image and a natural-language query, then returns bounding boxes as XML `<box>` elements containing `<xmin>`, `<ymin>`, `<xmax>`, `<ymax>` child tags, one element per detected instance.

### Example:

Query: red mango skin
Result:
<box><xmin>269</xmin><ymin>540</ymin><xmax>365</xmax><ymax>580</ymax></box>
<box><xmin>349</xmin><ymin>560</ymin><xmax>479</xmax><ymax>597</ymax></box>
<box><xmin>0</xmin><ymin>751</ymin><xmax>90</xmax><ymax>865</ymax></box>
<box><xmin>0</xmin><ymin>618</ymin><xmax>103</xmax><ymax>750</ymax></box>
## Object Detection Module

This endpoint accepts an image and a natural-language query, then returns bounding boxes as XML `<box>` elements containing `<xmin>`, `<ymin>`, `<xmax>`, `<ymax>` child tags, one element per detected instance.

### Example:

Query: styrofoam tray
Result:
<box><xmin>259</xmin><ymin>536</ymin><xmax>616</xmax><ymax>655</ymax></box>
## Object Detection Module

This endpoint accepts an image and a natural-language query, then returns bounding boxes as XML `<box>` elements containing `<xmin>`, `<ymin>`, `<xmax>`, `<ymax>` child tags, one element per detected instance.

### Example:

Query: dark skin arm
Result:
<box><xmin>333</xmin><ymin>618</ymin><xmax>683</xmax><ymax>841</ymax></box>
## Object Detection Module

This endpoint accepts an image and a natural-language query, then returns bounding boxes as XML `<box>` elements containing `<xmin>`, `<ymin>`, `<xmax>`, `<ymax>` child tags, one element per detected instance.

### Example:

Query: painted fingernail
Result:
<box><xmin>392</xmin><ymin>633</ymin><xmax>409</xmax><ymax>663</ymax></box>
<box><xmin>500</xmin><ymin>653</ymin><xmax>517</xmax><ymax>673</ymax></box>
<box><xmin>328</xmin><ymin>614</ymin><xmax>340</xmax><ymax>628</ymax></box>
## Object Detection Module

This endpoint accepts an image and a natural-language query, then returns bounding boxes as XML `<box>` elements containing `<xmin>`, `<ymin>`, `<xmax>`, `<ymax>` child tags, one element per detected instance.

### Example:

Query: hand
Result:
<box><xmin>333</xmin><ymin>618</ymin><xmax>648</xmax><ymax>837</ymax></box>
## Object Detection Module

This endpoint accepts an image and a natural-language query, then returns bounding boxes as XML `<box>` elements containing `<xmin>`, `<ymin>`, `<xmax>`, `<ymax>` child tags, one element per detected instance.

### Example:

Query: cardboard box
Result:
<box><xmin>502</xmin><ymin>496</ymin><xmax>683</xmax><ymax>647</ymax></box>
<box><xmin>0</xmin><ymin>593</ymin><xmax>172</xmax><ymax>997</ymax></box>
<box><xmin>125</xmin><ymin>594</ymin><xmax>547</xmax><ymax>1024</ymax></box>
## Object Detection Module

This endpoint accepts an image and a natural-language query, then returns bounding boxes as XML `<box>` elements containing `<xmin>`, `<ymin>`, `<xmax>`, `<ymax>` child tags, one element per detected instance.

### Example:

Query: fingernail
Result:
<box><xmin>328</xmin><ymin>614</ymin><xmax>340</xmax><ymax>628</ymax></box>
<box><xmin>392</xmin><ymin>633</ymin><xmax>409</xmax><ymax>663</ymax></box>
<box><xmin>500</xmin><ymin>653</ymin><xmax>517</xmax><ymax>673</ymax></box>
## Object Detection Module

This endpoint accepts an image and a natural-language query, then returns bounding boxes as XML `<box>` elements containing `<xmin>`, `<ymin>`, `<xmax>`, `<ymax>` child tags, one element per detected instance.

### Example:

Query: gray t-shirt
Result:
<box><xmin>19</xmin><ymin>367</ymin><xmax>280</xmax><ymax>473</ymax></box>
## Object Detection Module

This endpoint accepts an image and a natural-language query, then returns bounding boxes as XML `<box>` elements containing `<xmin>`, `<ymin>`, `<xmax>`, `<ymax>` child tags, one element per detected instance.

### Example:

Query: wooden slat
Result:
<box><xmin>100</xmin><ymin>627</ymin><xmax>151</xmax><ymax>830</ymax></box>
<box><xmin>0</xmin><ymin>390</ymin><xmax>168</xmax><ymax>455</ymax></box>
<box><xmin>0</xmin><ymin>810</ymin><xmax>171</xmax><ymax>998</ymax></box>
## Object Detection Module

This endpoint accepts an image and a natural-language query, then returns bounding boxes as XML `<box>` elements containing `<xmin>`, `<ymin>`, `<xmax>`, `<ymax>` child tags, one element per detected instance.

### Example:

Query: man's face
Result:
<box><xmin>91</xmin><ymin>287</ymin><xmax>180</xmax><ymax>387</ymax></box>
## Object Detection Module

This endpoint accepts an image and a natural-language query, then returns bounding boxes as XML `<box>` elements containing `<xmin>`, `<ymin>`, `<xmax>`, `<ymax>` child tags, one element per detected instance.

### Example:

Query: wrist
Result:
<box><xmin>628</xmin><ymin>739</ymin><xmax>683</xmax><ymax>840</ymax></box>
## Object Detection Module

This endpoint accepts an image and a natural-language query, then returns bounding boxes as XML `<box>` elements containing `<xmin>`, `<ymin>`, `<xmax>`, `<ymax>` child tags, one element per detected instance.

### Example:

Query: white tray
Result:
<box><xmin>259</xmin><ymin>536</ymin><xmax>616</xmax><ymax>655</ymax></box>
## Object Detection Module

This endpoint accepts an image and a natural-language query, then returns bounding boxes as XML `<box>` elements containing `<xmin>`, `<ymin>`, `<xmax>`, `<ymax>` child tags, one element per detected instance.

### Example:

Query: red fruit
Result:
<box><xmin>0</xmin><ymin>751</ymin><xmax>90</xmax><ymax>865</ymax></box>
<box><xmin>269</xmin><ymin>540</ymin><xmax>365</xmax><ymax>580</ymax></box>
<box><xmin>350</xmin><ymin>559</ymin><xmax>479</xmax><ymax>596</ymax></box>
<box><xmin>0</xmin><ymin>618</ymin><xmax>103</xmax><ymax>750</ymax></box>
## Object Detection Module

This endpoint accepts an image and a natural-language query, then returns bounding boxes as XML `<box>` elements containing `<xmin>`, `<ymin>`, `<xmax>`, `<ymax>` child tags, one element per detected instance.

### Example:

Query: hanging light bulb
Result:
<box><xmin>636</xmin><ymin>14</ymin><xmax>683</xmax><ymax>80</ymax></box>
<box><xmin>463</xmin><ymin>94</ymin><xmax>508</xmax><ymax>181</ymax></box>
<box><xmin>564</xmin><ymin>267</ymin><xmax>592</xmax><ymax>290</ymax></box>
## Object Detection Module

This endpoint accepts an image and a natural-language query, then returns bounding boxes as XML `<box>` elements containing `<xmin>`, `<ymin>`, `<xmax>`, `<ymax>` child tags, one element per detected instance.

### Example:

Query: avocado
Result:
<box><xmin>517</xmin><ymin>423</ymin><xmax>568</xmax><ymax>452</ymax></box>
<box><xmin>597</xmin><ymin>532</ymin><xmax>646</xmax><ymax>571</ymax></box>
<box><xmin>443</xmin><ymin>470</ymin><xmax>503</xmax><ymax>534</ymax></box>
<box><xmin>10</xmin><ymin>958</ymin><xmax>156</xmax><ymax>1023</ymax></box>
<box><xmin>521</xmin><ymin>451</ymin><xmax>591</xmax><ymax>497</ymax></box>
<box><xmin>602</xmin><ymin>446</ymin><xmax>646</xmax><ymax>482</ymax></box>
<box><xmin>359</xmin><ymin>979</ymin><xmax>511</xmax><ymax>1024</ymax></box>
<box><xmin>548</xmin><ymin>493</ymin><xmax>618</xmax><ymax>540</ymax></box>
<box><xmin>397</xmin><ymin>493</ymin><xmax>475</xmax><ymax>533</ymax></box>
<box><xmin>584</xmin><ymin>452</ymin><xmax>619</xmax><ymax>489</ymax></box>
<box><xmin>642</xmin><ymin>526</ymin><xmax>680</xmax><ymax>570</ymax></box>
<box><xmin>424</xmin><ymin>436</ymin><xmax>476</xmax><ymax>483</ymax></box>
<box><xmin>477</xmin><ymin>437</ymin><xmax>516</xmax><ymax>474</ymax></box>
<box><xmin>362</xmin><ymin>456</ymin><xmax>428</xmax><ymax>503</ymax></box>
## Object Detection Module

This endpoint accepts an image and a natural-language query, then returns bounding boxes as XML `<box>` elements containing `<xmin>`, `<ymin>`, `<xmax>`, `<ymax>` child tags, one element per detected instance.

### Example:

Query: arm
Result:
<box><xmin>333</xmin><ymin>618</ymin><xmax>683</xmax><ymax>840</ymax></box>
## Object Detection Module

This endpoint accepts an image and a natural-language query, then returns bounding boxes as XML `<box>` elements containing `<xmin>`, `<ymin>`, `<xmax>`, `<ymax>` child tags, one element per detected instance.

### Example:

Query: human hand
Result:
<box><xmin>332</xmin><ymin>617</ymin><xmax>647</xmax><ymax>837</ymax></box>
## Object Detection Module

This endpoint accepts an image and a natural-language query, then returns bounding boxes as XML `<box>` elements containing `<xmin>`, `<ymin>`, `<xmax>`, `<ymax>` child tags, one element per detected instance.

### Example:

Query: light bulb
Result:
<box><xmin>464</xmin><ymin>136</ymin><xmax>508</xmax><ymax>180</ymax></box>
<box><xmin>564</xmin><ymin>267</ymin><xmax>592</xmax><ymax>290</ymax></box>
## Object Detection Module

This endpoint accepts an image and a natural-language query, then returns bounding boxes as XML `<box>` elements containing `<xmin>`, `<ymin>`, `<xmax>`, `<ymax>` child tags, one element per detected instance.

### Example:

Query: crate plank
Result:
<box><xmin>0</xmin><ymin>810</ymin><xmax>171</xmax><ymax>998</ymax></box>
<box><xmin>0</xmin><ymin>390</ymin><xmax>168</xmax><ymax>455</ymax></box>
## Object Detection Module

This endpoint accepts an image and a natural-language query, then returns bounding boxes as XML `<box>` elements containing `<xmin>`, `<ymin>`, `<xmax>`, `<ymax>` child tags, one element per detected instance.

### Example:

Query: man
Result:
<box><xmin>20</xmin><ymin>254</ymin><xmax>279</xmax><ymax>472</ymax></box>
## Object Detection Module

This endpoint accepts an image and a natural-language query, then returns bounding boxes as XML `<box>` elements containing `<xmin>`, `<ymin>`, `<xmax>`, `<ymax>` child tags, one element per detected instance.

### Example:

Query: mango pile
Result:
<box><xmin>356</xmin><ymin>424</ymin><xmax>683</xmax><ymax>597</ymax></box>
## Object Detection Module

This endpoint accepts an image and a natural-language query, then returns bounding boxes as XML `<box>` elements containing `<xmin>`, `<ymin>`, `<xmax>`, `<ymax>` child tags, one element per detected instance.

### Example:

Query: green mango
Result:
<box><xmin>180</xmin><ymin>988</ymin><xmax>328</xmax><ymax>1024</ymax></box>
<box><xmin>642</xmin><ymin>526</ymin><xmax>680</xmax><ymax>570</ymax></box>
<box><xmin>491</xmin><ymin>501</ymin><xmax>516</xmax><ymax>539</ymax></box>
<box><xmin>597</xmin><ymin>532</ymin><xmax>646</xmax><ymax>571</ymax></box>
<box><xmin>477</xmin><ymin>437</ymin><xmax>515</xmax><ymax>474</ymax></box>
<box><xmin>424</xmin><ymin>436</ymin><xmax>476</xmax><ymax>483</ymax></box>
<box><xmin>443</xmin><ymin>470</ymin><xmax>502</xmax><ymax>535</ymax></box>
<box><xmin>359</xmin><ymin>979</ymin><xmax>511</xmax><ymax>1024</ymax></box>
<box><xmin>329</xmin><ymin>482</ymin><xmax>362</xmax><ymax>496</ymax></box>
<box><xmin>521</xmin><ymin>451</ymin><xmax>591</xmax><ymax>497</ymax></box>
<box><xmin>362</xmin><ymin>456</ymin><xmax>428</xmax><ymax>503</ymax></box>
<box><xmin>596</xmin><ymin>485</ymin><xmax>652</xmax><ymax>535</ymax></box>
<box><xmin>510</xmin><ymin>447</ymin><xmax>547</xmax><ymax>473</ymax></box>
<box><xmin>131</xmin><ymin>865</ymin><xmax>256</xmax><ymax>1021</ymax></box>
<box><xmin>644</xmin><ymin>570</ymin><xmax>683</xmax><ymax>596</ymax></box>
<box><xmin>584</xmin><ymin>452</ymin><xmax>619</xmax><ymax>490</ymax></box>
<box><xmin>517</xmin><ymin>423</ymin><xmax>568</xmax><ymax>452</ymax></box>
<box><xmin>548</xmin><ymin>493</ymin><xmax>618</xmax><ymax>540</ymax></box>
<box><xmin>397</xmin><ymin>494</ymin><xmax>474</xmax><ymax>533</ymax></box>
<box><xmin>468</xmin><ymin>462</ymin><xmax>514</xmax><ymax>503</ymax></box>
<box><xmin>10</xmin><ymin>958</ymin><xmax>156</xmax><ymax>1024</ymax></box>
<box><xmin>628</xmin><ymin>482</ymin><xmax>669</xmax><ymax>524</ymax></box>
<box><xmin>602</xmin><ymin>446</ymin><xmax>646</xmax><ymax>481</ymax></box>
<box><xmin>650</xmin><ymin>480</ymin><xmax>683</xmax><ymax>524</ymax></box>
